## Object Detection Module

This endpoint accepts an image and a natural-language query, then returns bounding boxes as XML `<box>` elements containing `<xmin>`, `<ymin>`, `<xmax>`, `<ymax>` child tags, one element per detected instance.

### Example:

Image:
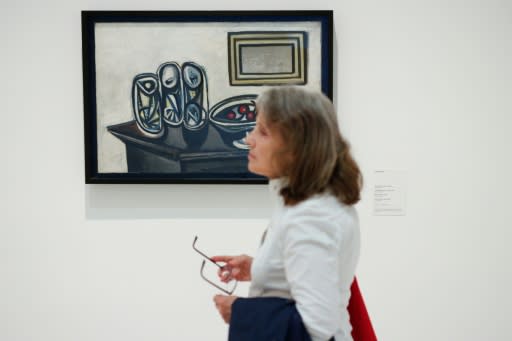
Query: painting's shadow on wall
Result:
<box><xmin>85</xmin><ymin>184</ymin><xmax>272</xmax><ymax>220</ymax></box>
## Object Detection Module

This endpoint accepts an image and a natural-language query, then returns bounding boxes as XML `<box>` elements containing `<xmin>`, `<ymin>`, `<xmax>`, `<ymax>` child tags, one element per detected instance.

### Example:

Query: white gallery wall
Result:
<box><xmin>2</xmin><ymin>0</ymin><xmax>511</xmax><ymax>340</ymax></box>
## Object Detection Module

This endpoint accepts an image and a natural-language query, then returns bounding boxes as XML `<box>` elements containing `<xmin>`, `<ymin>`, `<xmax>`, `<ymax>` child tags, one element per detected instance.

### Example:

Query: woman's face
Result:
<box><xmin>246</xmin><ymin>110</ymin><xmax>287</xmax><ymax>179</ymax></box>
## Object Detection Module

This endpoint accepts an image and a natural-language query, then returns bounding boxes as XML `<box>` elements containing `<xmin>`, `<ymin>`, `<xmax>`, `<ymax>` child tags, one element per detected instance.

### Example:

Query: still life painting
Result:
<box><xmin>82</xmin><ymin>11</ymin><xmax>332</xmax><ymax>183</ymax></box>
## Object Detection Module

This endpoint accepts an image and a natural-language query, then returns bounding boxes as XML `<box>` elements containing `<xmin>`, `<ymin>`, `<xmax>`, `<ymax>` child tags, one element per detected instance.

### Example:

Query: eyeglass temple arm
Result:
<box><xmin>200</xmin><ymin>260</ymin><xmax>238</xmax><ymax>295</ymax></box>
<box><xmin>193</xmin><ymin>236</ymin><xmax>222</xmax><ymax>269</ymax></box>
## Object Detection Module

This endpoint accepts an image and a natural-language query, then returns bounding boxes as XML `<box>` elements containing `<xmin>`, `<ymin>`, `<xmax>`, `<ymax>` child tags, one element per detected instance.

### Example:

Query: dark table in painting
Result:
<box><xmin>108</xmin><ymin>121</ymin><xmax>251</xmax><ymax>174</ymax></box>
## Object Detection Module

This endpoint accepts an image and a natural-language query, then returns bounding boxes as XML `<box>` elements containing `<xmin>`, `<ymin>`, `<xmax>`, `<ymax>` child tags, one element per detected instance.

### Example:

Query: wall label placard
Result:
<box><xmin>373</xmin><ymin>170</ymin><xmax>407</xmax><ymax>216</ymax></box>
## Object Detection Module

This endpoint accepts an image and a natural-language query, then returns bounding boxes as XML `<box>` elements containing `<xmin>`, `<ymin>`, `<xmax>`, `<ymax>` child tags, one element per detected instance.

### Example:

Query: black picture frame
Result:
<box><xmin>82</xmin><ymin>10</ymin><xmax>333</xmax><ymax>184</ymax></box>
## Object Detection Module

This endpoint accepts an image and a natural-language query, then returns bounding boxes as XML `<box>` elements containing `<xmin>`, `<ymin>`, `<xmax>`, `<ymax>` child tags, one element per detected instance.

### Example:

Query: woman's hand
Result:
<box><xmin>213</xmin><ymin>294</ymin><xmax>237</xmax><ymax>324</ymax></box>
<box><xmin>210</xmin><ymin>255</ymin><xmax>253</xmax><ymax>282</ymax></box>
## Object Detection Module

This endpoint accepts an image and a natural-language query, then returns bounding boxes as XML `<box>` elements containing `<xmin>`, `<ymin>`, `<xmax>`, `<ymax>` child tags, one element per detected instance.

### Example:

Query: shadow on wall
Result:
<box><xmin>84</xmin><ymin>184</ymin><xmax>272</xmax><ymax>220</ymax></box>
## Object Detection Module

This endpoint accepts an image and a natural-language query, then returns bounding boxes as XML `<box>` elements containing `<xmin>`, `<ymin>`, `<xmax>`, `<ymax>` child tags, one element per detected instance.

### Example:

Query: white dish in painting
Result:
<box><xmin>209</xmin><ymin>95</ymin><xmax>257</xmax><ymax>149</ymax></box>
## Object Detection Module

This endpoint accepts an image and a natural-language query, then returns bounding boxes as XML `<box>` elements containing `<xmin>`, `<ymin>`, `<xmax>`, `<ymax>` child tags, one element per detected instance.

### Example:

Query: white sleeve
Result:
<box><xmin>282</xmin><ymin>205</ymin><xmax>341</xmax><ymax>341</ymax></box>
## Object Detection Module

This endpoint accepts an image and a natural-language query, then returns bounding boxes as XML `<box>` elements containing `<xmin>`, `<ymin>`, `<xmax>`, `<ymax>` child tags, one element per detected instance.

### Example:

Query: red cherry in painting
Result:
<box><xmin>226</xmin><ymin>111</ymin><xmax>236</xmax><ymax>120</ymax></box>
<box><xmin>238</xmin><ymin>105</ymin><xmax>248</xmax><ymax>114</ymax></box>
<box><xmin>246</xmin><ymin>111</ymin><xmax>255</xmax><ymax>121</ymax></box>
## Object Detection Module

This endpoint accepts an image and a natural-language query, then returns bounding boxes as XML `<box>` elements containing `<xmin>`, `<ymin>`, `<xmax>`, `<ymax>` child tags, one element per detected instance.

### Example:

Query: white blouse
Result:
<box><xmin>249</xmin><ymin>179</ymin><xmax>360</xmax><ymax>341</ymax></box>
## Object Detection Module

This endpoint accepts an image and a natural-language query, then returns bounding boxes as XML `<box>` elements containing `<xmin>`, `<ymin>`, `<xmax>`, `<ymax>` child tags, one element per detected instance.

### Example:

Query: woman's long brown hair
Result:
<box><xmin>257</xmin><ymin>86</ymin><xmax>362</xmax><ymax>206</ymax></box>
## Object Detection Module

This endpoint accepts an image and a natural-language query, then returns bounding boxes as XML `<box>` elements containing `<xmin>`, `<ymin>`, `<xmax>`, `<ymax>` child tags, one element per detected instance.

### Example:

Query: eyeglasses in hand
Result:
<box><xmin>192</xmin><ymin>236</ymin><xmax>238</xmax><ymax>295</ymax></box>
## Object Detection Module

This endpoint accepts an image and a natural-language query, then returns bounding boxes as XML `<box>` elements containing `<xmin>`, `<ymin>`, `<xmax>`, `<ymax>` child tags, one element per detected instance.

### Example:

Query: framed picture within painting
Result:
<box><xmin>82</xmin><ymin>10</ymin><xmax>333</xmax><ymax>184</ymax></box>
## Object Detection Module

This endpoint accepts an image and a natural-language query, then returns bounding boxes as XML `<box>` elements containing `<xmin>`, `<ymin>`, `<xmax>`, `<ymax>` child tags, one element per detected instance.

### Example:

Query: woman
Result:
<box><xmin>212</xmin><ymin>86</ymin><xmax>362</xmax><ymax>341</ymax></box>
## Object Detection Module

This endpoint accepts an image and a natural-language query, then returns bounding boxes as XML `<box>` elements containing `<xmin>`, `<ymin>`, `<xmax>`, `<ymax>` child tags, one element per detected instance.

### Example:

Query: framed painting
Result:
<box><xmin>82</xmin><ymin>10</ymin><xmax>333</xmax><ymax>184</ymax></box>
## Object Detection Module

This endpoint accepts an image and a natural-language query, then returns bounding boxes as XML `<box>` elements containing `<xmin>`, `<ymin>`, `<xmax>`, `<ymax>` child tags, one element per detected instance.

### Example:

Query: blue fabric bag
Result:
<box><xmin>228</xmin><ymin>297</ymin><xmax>312</xmax><ymax>341</ymax></box>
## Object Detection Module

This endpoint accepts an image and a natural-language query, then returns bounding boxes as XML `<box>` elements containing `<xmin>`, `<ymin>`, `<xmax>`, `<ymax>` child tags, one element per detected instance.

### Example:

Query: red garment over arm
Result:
<box><xmin>348</xmin><ymin>278</ymin><xmax>378</xmax><ymax>341</ymax></box>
